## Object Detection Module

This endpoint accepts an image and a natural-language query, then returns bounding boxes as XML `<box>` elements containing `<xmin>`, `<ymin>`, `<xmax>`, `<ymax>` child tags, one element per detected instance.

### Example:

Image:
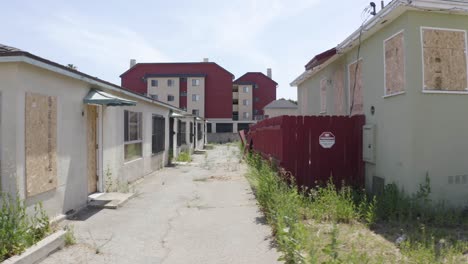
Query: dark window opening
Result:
<box><xmin>197</xmin><ymin>123</ymin><xmax>202</xmax><ymax>141</ymax></box>
<box><xmin>207</xmin><ymin>123</ymin><xmax>212</xmax><ymax>133</ymax></box>
<box><xmin>152</xmin><ymin>115</ymin><xmax>165</xmax><ymax>154</ymax></box>
<box><xmin>216</xmin><ymin>123</ymin><xmax>233</xmax><ymax>133</ymax></box>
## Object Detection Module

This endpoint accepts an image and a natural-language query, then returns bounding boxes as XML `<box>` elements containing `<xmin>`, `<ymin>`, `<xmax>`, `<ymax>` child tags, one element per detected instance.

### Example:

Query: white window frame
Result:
<box><xmin>420</xmin><ymin>26</ymin><xmax>468</xmax><ymax>94</ymax></box>
<box><xmin>192</xmin><ymin>94</ymin><xmax>200</xmax><ymax>101</ymax></box>
<box><xmin>320</xmin><ymin>78</ymin><xmax>327</xmax><ymax>114</ymax></box>
<box><xmin>243</xmin><ymin>86</ymin><xmax>249</xmax><ymax>93</ymax></box>
<box><xmin>243</xmin><ymin>99</ymin><xmax>249</xmax><ymax>106</ymax></box>
<box><xmin>168</xmin><ymin>95</ymin><xmax>175</xmax><ymax>101</ymax></box>
<box><xmin>383</xmin><ymin>29</ymin><xmax>406</xmax><ymax>98</ymax></box>
<box><xmin>151</xmin><ymin>79</ymin><xmax>158</xmax><ymax>87</ymax></box>
<box><xmin>347</xmin><ymin>58</ymin><xmax>364</xmax><ymax>116</ymax></box>
<box><xmin>192</xmin><ymin>109</ymin><xmax>200</xmax><ymax>116</ymax></box>
<box><xmin>243</xmin><ymin>112</ymin><xmax>250</xmax><ymax>119</ymax></box>
<box><xmin>124</xmin><ymin>110</ymin><xmax>143</xmax><ymax>162</ymax></box>
<box><xmin>167</xmin><ymin>79</ymin><xmax>174</xmax><ymax>87</ymax></box>
<box><xmin>192</xmin><ymin>79</ymin><xmax>200</xmax><ymax>86</ymax></box>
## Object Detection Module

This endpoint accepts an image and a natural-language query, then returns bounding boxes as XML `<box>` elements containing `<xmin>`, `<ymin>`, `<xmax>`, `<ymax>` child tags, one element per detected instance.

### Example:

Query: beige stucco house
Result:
<box><xmin>263</xmin><ymin>99</ymin><xmax>298</xmax><ymax>118</ymax></box>
<box><xmin>291</xmin><ymin>0</ymin><xmax>468</xmax><ymax>207</ymax></box>
<box><xmin>0</xmin><ymin>44</ymin><xmax>204</xmax><ymax>218</ymax></box>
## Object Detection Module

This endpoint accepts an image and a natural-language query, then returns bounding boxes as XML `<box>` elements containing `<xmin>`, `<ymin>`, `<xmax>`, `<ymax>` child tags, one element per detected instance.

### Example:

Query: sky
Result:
<box><xmin>1</xmin><ymin>0</ymin><xmax>378</xmax><ymax>100</ymax></box>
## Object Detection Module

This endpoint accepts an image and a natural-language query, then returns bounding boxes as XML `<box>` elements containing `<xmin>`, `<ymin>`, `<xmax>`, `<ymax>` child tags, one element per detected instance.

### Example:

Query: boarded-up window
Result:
<box><xmin>25</xmin><ymin>93</ymin><xmax>57</xmax><ymax>197</ymax></box>
<box><xmin>333</xmin><ymin>68</ymin><xmax>345</xmax><ymax>115</ymax></box>
<box><xmin>385</xmin><ymin>31</ymin><xmax>405</xmax><ymax>96</ymax></box>
<box><xmin>422</xmin><ymin>28</ymin><xmax>468</xmax><ymax>91</ymax></box>
<box><xmin>320</xmin><ymin>79</ymin><xmax>327</xmax><ymax>113</ymax></box>
<box><xmin>348</xmin><ymin>60</ymin><xmax>363</xmax><ymax>115</ymax></box>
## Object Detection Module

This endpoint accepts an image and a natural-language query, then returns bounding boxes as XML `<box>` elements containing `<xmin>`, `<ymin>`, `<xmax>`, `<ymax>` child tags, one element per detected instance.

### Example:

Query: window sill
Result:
<box><xmin>152</xmin><ymin>151</ymin><xmax>165</xmax><ymax>156</ymax></box>
<box><xmin>124</xmin><ymin>157</ymin><xmax>143</xmax><ymax>164</ymax></box>
<box><xmin>383</xmin><ymin>91</ymin><xmax>406</xmax><ymax>98</ymax></box>
<box><xmin>422</xmin><ymin>90</ymin><xmax>468</xmax><ymax>94</ymax></box>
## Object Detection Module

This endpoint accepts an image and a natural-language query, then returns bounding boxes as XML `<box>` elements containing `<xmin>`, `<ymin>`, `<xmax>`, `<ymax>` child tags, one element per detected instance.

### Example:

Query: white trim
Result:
<box><xmin>320</xmin><ymin>78</ymin><xmax>328</xmax><ymax>114</ymax></box>
<box><xmin>420</xmin><ymin>27</ymin><xmax>468</xmax><ymax>93</ymax></box>
<box><xmin>123</xmin><ymin>157</ymin><xmax>143</xmax><ymax>165</ymax></box>
<box><xmin>347</xmin><ymin>58</ymin><xmax>363</xmax><ymax>115</ymax></box>
<box><xmin>383</xmin><ymin>30</ymin><xmax>406</xmax><ymax>97</ymax></box>
<box><xmin>97</xmin><ymin>105</ymin><xmax>104</xmax><ymax>192</ymax></box>
<box><xmin>422</xmin><ymin>90</ymin><xmax>468</xmax><ymax>94</ymax></box>
<box><xmin>290</xmin><ymin>0</ymin><xmax>468</xmax><ymax>87</ymax></box>
<box><xmin>383</xmin><ymin>91</ymin><xmax>406</xmax><ymax>98</ymax></box>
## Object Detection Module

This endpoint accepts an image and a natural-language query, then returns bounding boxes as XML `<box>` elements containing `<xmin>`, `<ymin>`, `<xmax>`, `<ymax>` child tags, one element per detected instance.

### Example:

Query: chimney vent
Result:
<box><xmin>203</xmin><ymin>58</ymin><xmax>209</xmax><ymax>62</ymax></box>
<box><xmin>130</xmin><ymin>59</ymin><xmax>136</xmax><ymax>68</ymax></box>
<box><xmin>267</xmin><ymin>68</ymin><xmax>272</xmax><ymax>79</ymax></box>
<box><xmin>381</xmin><ymin>1</ymin><xmax>385</xmax><ymax>10</ymax></box>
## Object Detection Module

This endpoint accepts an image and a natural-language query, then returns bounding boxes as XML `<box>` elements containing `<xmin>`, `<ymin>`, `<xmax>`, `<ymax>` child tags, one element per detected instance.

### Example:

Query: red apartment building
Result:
<box><xmin>120</xmin><ymin>59</ymin><xmax>277</xmax><ymax>133</ymax></box>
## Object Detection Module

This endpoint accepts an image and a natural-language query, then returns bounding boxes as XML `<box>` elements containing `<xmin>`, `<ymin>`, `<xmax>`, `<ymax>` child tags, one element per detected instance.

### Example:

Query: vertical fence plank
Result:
<box><xmin>247</xmin><ymin>115</ymin><xmax>365</xmax><ymax>189</ymax></box>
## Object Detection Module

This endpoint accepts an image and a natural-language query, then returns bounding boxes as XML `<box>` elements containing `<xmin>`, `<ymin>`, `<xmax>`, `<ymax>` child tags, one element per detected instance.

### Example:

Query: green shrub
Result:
<box><xmin>176</xmin><ymin>151</ymin><xmax>192</xmax><ymax>162</ymax></box>
<box><xmin>0</xmin><ymin>193</ymin><xmax>50</xmax><ymax>261</ymax></box>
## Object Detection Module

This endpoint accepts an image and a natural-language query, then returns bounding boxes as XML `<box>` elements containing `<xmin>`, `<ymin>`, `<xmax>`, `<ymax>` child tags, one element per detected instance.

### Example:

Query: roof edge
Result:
<box><xmin>119</xmin><ymin>62</ymin><xmax>235</xmax><ymax>79</ymax></box>
<box><xmin>0</xmin><ymin>52</ymin><xmax>185</xmax><ymax>112</ymax></box>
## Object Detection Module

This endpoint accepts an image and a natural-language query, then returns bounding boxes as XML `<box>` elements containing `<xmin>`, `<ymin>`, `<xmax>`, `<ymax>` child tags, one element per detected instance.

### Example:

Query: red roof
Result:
<box><xmin>304</xmin><ymin>48</ymin><xmax>337</xmax><ymax>71</ymax></box>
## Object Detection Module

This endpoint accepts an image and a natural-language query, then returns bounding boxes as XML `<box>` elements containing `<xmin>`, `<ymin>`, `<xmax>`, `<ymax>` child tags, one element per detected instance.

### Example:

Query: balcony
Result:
<box><xmin>232</xmin><ymin>92</ymin><xmax>239</xmax><ymax>100</ymax></box>
<box><xmin>232</xmin><ymin>105</ymin><xmax>239</xmax><ymax>111</ymax></box>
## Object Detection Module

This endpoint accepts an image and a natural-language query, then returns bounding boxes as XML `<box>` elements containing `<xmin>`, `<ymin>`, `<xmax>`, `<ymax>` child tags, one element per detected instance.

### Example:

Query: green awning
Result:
<box><xmin>84</xmin><ymin>89</ymin><xmax>136</xmax><ymax>106</ymax></box>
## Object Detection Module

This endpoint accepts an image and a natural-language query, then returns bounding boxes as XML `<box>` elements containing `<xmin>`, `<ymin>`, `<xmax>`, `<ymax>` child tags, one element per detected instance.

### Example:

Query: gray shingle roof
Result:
<box><xmin>264</xmin><ymin>99</ymin><xmax>298</xmax><ymax>109</ymax></box>
<box><xmin>0</xmin><ymin>44</ymin><xmax>22</xmax><ymax>53</ymax></box>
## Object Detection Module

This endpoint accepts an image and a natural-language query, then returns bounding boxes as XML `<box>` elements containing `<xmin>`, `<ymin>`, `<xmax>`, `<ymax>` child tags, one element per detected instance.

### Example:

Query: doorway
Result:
<box><xmin>87</xmin><ymin>105</ymin><xmax>98</xmax><ymax>194</ymax></box>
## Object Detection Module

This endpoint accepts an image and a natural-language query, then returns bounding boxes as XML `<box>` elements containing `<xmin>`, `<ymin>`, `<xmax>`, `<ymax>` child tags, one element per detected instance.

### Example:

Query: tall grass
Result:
<box><xmin>0</xmin><ymin>193</ymin><xmax>50</xmax><ymax>261</ymax></box>
<box><xmin>245</xmin><ymin>153</ymin><xmax>468</xmax><ymax>263</ymax></box>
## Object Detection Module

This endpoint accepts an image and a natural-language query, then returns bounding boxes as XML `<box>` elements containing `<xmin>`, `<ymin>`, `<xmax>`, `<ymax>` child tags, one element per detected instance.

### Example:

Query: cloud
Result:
<box><xmin>38</xmin><ymin>13</ymin><xmax>169</xmax><ymax>82</ymax></box>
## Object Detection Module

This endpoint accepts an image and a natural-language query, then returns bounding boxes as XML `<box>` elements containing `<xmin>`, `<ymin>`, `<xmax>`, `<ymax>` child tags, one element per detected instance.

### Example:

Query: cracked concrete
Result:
<box><xmin>40</xmin><ymin>145</ymin><xmax>280</xmax><ymax>264</ymax></box>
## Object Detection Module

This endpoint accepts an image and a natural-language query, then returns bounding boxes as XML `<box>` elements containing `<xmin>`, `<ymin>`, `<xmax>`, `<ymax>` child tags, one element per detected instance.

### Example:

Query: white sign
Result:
<box><xmin>319</xmin><ymin>132</ymin><xmax>335</xmax><ymax>149</ymax></box>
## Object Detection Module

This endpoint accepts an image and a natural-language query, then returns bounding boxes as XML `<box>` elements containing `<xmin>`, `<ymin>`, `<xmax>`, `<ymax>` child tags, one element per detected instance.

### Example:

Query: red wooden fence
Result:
<box><xmin>247</xmin><ymin>115</ymin><xmax>365</xmax><ymax>188</ymax></box>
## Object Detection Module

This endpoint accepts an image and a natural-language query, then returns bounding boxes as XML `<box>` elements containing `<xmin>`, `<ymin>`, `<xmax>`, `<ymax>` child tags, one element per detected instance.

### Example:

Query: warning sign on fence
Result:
<box><xmin>319</xmin><ymin>132</ymin><xmax>335</xmax><ymax>149</ymax></box>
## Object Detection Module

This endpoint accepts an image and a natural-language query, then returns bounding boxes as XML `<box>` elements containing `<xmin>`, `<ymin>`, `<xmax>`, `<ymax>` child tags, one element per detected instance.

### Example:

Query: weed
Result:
<box><xmin>64</xmin><ymin>225</ymin><xmax>76</xmax><ymax>246</ymax></box>
<box><xmin>245</xmin><ymin>153</ymin><xmax>468</xmax><ymax>264</ymax></box>
<box><xmin>0</xmin><ymin>193</ymin><xmax>50</xmax><ymax>261</ymax></box>
<box><xmin>176</xmin><ymin>151</ymin><xmax>192</xmax><ymax>162</ymax></box>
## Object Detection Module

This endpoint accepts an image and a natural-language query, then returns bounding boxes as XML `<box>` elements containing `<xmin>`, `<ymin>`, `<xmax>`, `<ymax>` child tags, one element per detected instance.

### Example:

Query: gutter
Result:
<box><xmin>0</xmin><ymin>55</ymin><xmax>185</xmax><ymax>113</ymax></box>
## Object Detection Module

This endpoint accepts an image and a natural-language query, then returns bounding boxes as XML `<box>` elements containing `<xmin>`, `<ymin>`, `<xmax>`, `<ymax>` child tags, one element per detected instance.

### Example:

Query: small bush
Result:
<box><xmin>176</xmin><ymin>151</ymin><xmax>192</xmax><ymax>162</ymax></box>
<box><xmin>64</xmin><ymin>225</ymin><xmax>76</xmax><ymax>246</ymax></box>
<box><xmin>0</xmin><ymin>193</ymin><xmax>50</xmax><ymax>261</ymax></box>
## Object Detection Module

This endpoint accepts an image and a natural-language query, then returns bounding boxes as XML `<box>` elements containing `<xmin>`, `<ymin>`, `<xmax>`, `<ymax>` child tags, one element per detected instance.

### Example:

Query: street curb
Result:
<box><xmin>2</xmin><ymin>230</ymin><xmax>66</xmax><ymax>264</ymax></box>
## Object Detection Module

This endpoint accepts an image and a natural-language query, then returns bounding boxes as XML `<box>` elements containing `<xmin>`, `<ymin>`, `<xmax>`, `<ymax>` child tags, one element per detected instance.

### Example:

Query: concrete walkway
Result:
<box><xmin>40</xmin><ymin>145</ymin><xmax>280</xmax><ymax>264</ymax></box>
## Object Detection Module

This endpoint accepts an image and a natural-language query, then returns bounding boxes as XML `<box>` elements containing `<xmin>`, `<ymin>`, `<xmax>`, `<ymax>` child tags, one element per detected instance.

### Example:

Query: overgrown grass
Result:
<box><xmin>0</xmin><ymin>193</ymin><xmax>51</xmax><ymax>261</ymax></box>
<box><xmin>245</xmin><ymin>153</ymin><xmax>468</xmax><ymax>263</ymax></box>
<box><xmin>176</xmin><ymin>151</ymin><xmax>192</xmax><ymax>162</ymax></box>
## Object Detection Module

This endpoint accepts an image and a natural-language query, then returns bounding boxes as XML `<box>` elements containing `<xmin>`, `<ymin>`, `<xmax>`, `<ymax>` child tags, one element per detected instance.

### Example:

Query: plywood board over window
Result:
<box><xmin>348</xmin><ymin>59</ymin><xmax>363</xmax><ymax>115</ymax></box>
<box><xmin>422</xmin><ymin>28</ymin><xmax>468</xmax><ymax>92</ymax></box>
<box><xmin>333</xmin><ymin>67</ymin><xmax>345</xmax><ymax>115</ymax></box>
<box><xmin>25</xmin><ymin>93</ymin><xmax>57</xmax><ymax>197</ymax></box>
<box><xmin>320</xmin><ymin>79</ymin><xmax>327</xmax><ymax>114</ymax></box>
<box><xmin>385</xmin><ymin>31</ymin><xmax>405</xmax><ymax>96</ymax></box>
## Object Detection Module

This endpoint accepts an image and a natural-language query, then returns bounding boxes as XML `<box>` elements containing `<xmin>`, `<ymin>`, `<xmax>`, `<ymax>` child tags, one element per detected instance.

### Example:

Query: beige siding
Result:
<box><xmin>147</xmin><ymin>77</ymin><xmax>180</xmax><ymax>107</ymax></box>
<box><xmin>238</xmin><ymin>85</ymin><xmax>253</xmax><ymax>120</ymax></box>
<box><xmin>187</xmin><ymin>77</ymin><xmax>205</xmax><ymax>117</ymax></box>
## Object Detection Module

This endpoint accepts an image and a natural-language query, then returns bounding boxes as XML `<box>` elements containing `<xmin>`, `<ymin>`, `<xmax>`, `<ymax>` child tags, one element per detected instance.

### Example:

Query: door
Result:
<box><xmin>87</xmin><ymin>105</ymin><xmax>98</xmax><ymax>194</ymax></box>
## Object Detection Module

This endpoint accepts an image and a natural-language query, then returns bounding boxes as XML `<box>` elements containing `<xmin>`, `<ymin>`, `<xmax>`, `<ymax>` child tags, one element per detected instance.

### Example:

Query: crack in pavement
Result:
<box><xmin>160</xmin><ymin>191</ymin><xmax>200</xmax><ymax>264</ymax></box>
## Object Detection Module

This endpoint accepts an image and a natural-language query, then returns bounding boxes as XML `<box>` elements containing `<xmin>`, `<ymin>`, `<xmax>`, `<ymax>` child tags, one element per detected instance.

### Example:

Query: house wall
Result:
<box><xmin>297</xmin><ymin>11</ymin><xmax>468</xmax><ymax>206</ymax></box>
<box><xmin>147</xmin><ymin>77</ymin><xmax>180</xmax><ymax>108</ymax></box>
<box><xmin>121</xmin><ymin>63</ymin><xmax>234</xmax><ymax>119</ymax></box>
<box><xmin>264</xmin><ymin>108</ymin><xmax>298</xmax><ymax>118</ymax></box>
<box><xmin>0</xmin><ymin>61</ymin><xmax>174</xmax><ymax>218</ymax></box>
<box><xmin>235</xmin><ymin>73</ymin><xmax>277</xmax><ymax>116</ymax></box>
<box><xmin>238</xmin><ymin>85</ymin><xmax>253</xmax><ymax>120</ymax></box>
<box><xmin>101</xmin><ymin>90</ymin><xmax>170</xmax><ymax>185</ymax></box>
<box><xmin>187</xmin><ymin>77</ymin><xmax>205</xmax><ymax>117</ymax></box>
<box><xmin>0</xmin><ymin>62</ymin><xmax>89</xmax><ymax>217</ymax></box>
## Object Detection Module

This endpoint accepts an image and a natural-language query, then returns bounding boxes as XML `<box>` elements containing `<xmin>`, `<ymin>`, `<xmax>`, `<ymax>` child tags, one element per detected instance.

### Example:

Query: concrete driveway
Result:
<box><xmin>40</xmin><ymin>145</ymin><xmax>280</xmax><ymax>264</ymax></box>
